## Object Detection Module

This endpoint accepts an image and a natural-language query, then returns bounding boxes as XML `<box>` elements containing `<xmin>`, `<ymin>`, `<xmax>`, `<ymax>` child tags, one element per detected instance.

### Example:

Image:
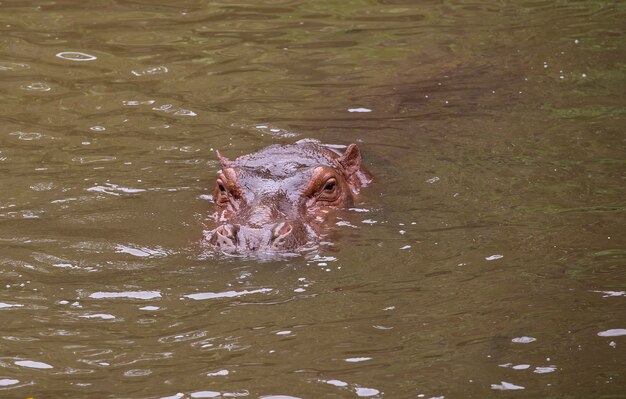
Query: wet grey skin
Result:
<box><xmin>206</xmin><ymin>142</ymin><xmax>372</xmax><ymax>255</ymax></box>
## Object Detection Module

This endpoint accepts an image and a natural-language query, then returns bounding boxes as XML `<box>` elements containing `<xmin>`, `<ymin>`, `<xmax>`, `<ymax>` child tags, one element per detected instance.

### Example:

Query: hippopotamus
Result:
<box><xmin>205</xmin><ymin>141</ymin><xmax>372</xmax><ymax>254</ymax></box>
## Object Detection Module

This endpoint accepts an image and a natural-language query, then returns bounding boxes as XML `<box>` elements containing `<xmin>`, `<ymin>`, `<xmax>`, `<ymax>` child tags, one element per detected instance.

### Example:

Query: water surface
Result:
<box><xmin>1</xmin><ymin>1</ymin><xmax>625</xmax><ymax>398</ymax></box>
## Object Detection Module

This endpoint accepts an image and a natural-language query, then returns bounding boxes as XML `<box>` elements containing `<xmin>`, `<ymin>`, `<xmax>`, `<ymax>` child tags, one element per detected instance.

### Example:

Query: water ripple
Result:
<box><xmin>55</xmin><ymin>51</ymin><xmax>98</xmax><ymax>61</ymax></box>
<box><xmin>184</xmin><ymin>288</ymin><xmax>273</xmax><ymax>300</ymax></box>
<box><xmin>89</xmin><ymin>291</ymin><xmax>161</xmax><ymax>300</ymax></box>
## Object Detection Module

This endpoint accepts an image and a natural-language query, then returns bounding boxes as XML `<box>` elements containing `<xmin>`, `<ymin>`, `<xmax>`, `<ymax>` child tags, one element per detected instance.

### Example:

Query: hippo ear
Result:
<box><xmin>215</xmin><ymin>149</ymin><xmax>232</xmax><ymax>169</ymax></box>
<box><xmin>337</xmin><ymin>143</ymin><xmax>362</xmax><ymax>177</ymax></box>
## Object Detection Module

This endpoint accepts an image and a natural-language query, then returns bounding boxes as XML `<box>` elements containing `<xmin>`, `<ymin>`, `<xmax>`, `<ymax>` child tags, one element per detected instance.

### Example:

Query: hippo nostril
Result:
<box><xmin>272</xmin><ymin>222</ymin><xmax>293</xmax><ymax>238</ymax></box>
<box><xmin>215</xmin><ymin>224</ymin><xmax>239</xmax><ymax>247</ymax></box>
<box><xmin>271</xmin><ymin>222</ymin><xmax>294</xmax><ymax>248</ymax></box>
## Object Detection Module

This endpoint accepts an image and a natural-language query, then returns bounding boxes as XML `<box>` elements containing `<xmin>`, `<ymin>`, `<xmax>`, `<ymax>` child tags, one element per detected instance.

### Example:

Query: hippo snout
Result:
<box><xmin>210</xmin><ymin>221</ymin><xmax>304</xmax><ymax>253</ymax></box>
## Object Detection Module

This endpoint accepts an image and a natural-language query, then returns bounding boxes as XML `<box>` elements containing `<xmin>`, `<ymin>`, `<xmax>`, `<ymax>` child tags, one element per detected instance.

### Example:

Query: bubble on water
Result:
<box><xmin>90</xmin><ymin>291</ymin><xmax>161</xmax><ymax>300</ymax></box>
<box><xmin>345</xmin><ymin>357</ymin><xmax>371</xmax><ymax>363</ymax></box>
<box><xmin>400</xmin><ymin>245</ymin><xmax>411</xmax><ymax>250</ymax></box>
<box><xmin>56</xmin><ymin>51</ymin><xmax>97</xmax><ymax>61</ymax></box>
<box><xmin>79</xmin><ymin>313</ymin><xmax>116</xmax><ymax>320</ymax></box>
<box><xmin>90</xmin><ymin>125</ymin><xmax>106</xmax><ymax>132</ymax></box>
<box><xmin>534</xmin><ymin>366</ymin><xmax>557</xmax><ymax>374</ymax></box>
<box><xmin>30</xmin><ymin>182</ymin><xmax>54</xmax><ymax>191</ymax></box>
<box><xmin>87</xmin><ymin>183</ymin><xmax>146</xmax><ymax>196</ymax></box>
<box><xmin>15</xmin><ymin>360</ymin><xmax>54</xmax><ymax>369</ymax></box>
<box><xmin>185</xmin><ymin>288</ymin><xmax>272</xmax><ymax>300</ymax></box>
<box><xmin>21</xmin><ymin>210</ymin><xmax>41</xmax><ymax>219</ymax></box>
<box><xmin>591</xmin><ymin>290</ymin><xmax>625</xmax><ymax>297</ymax></box>
<box><xmin>426</xmin><ymin>176</ymin><xmax>440</xmax><ymax>184</ymax></box>
<box><xmin>207</xmin><ymin>369</ymin><xmax>229</xmax><ymax>376</ymax></box>
<box><xmin>190</xmin><ymin>391</ymin><xmax>221</xmax><ymax>398</ymax></box>
<box><xmin>309</xmin><ymin>255</ymin><xmax>337</xmax><ymax>263</ymax></box>
<box><xmin>276</xmin><ymin>330</ymin><xmax>292</xmax><ymax>336</ymax></box>
<box><xmin>132</xmin><ymin>65</ymin><xmax>168</xmax><ymax>76</ymax></box>
<box><xmin>174</xmin><ymin>109</ymin><xmax>197</xmax><ymax>116</ymax></box>
<box><xmin>322</xmin><ymin>379</ymin><xmax>348</xmax><ymax>387</ymax></box>
<box><xmin>512</xmin><ymin>336</ymin><xmax>536</xmax><ymax>343</ymax></box>
<box><xmin>362</xmin><ymin>219</ymin><xmax>377</xmax><ymax>224</ymax></box>
<box><xmin>140</xmin><ymin>306</ymin><xmax>160</xmax><ymax>311</ymax></box>
<box><xmin>0</xmin><ymin>379</ymin><xmax>19</xmax><ymax>386</ymax></box>
<box><xmin>0</xmin><ymin>62</ymin><xmax>30</xmax><ymax>72</ymax></box>
<box><xmin>0</xmin><ymin>302</ymin><xmax>24</xmax><ymax>309</ymax></box>
<box><xmin>10</xmin><ymin>131</ymin><xmax>43</xmax><ymax>141</ymax></box>
<box><xmin>124</xmin><ymin>369</ymin><xmax>152</xmax><ymax>377</ymax></box>
<box><xmin>153</xmin><ymin>104</ymin><xmax>173</xmax><ymax>112</ymax></box>
<box><xmin>598</xmin><ymin>329</ymin><xmax>626</xmax><ymax>337</ymax></box>
<box><xmin>348</xmin><ymin>107</ymin><xmax>372</xmax><ymax>113</ymax></box>
<box><xmin>486</xmin><ymin>254</ymin><xmax>503</xmax><ymax>261</ymax></box>
<box><xmin>123</xmin><ymin>99</ymin><xmax>155</xmax><ymax>106</ymax></box>
<box><xmin>512</xmin><ymin>364</ymin><xmax>531</xmax><ymax>370</ymax></box>
<box><xmin>491</xmin><ymin>381</ymin><xmax>524</xmax><ymax>390</ymax></box>
<box><xmin>21</xmin><ymin>82</ymin><xmax>51</xmax><ymax>91</ymax></box>
<box><xmin>355</xmin><ymin>387</ymin><xmax>380</xmax><ymax>397</ymax></box>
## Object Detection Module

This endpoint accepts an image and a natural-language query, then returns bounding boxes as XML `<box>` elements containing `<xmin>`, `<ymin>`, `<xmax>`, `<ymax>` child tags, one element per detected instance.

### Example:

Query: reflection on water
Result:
<box><xmin>1</xmin><ymin>0</ymin><xmax>625</xmax><ymax>397</ymax></box>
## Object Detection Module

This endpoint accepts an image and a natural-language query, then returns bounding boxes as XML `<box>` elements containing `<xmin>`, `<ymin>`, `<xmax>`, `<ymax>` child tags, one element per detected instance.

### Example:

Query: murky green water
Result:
<box><xmin>1</xmin><ymin>0</ymin><xmax>625</xmax><ymax>398</ymax></box>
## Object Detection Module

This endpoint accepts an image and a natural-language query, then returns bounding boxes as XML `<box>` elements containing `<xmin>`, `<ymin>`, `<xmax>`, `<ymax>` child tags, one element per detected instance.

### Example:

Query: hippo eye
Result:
<box><xmin>218</xmin><ymin>183</ymin><xmax>226</xmax><ymax>192</ymax></box>
<box><xmin>316</xmin><ymin>177</ymin><xmax>339</xmax><ymax>203</ymax></box>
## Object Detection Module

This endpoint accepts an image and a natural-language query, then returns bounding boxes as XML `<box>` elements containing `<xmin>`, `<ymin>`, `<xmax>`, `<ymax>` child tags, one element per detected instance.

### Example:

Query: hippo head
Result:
<box><xmin>206</xmin><ymin>142</ymin><xmax>370</xmax><ymax>255</ymax></box>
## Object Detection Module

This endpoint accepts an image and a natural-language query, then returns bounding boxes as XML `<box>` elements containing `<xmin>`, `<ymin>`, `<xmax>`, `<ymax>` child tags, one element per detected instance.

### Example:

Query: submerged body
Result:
<box><xmin>205</xmin><ymin>142</ymin><xmax>371</xmax><ymax>254</ymax></box>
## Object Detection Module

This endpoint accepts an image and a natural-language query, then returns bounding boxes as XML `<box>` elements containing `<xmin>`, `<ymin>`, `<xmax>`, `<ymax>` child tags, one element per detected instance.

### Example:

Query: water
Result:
<box><xmin>1</xmin><ymin>1</ymin><xmax>625</xmax><ymax>397</ymax></box>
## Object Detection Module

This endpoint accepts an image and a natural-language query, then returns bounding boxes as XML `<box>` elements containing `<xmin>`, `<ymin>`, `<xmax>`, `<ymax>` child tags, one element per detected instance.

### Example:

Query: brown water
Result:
<box><xmin>1</xmin><ymin>1</ymin><xmax>625</xmax><ymax>398</ymax></box>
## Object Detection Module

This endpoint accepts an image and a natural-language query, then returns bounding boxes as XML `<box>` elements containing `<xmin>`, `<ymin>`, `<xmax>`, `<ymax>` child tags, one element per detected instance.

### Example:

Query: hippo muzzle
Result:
<box><xmin>210</xmin><ymin>221</ymin><xmax>308</xmax><ymax>252</ymax></box>
<box><xmin>206</xmin><ymin>142</ymin><xmax>371</xmax><ymax>255</ymax></box>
